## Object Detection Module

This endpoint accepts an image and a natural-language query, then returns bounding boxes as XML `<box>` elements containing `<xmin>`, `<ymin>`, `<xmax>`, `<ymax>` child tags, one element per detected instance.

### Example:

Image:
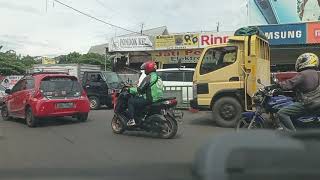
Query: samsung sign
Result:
<box><xmin>258</xmin><ymin>24</ymin><xmax>307</xmax><ymax>45</ymax></box>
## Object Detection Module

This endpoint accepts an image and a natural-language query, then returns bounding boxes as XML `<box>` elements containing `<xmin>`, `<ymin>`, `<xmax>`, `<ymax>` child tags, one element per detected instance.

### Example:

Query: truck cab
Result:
<box><xmin>82</xmin><ymin>71</ymin><xmax>122</xmax><ymax>109</ymax></box>
<box><xmin>192</xmin><ymin>30</ymin><xmax>270</xmax><ymax>127</ymax></box>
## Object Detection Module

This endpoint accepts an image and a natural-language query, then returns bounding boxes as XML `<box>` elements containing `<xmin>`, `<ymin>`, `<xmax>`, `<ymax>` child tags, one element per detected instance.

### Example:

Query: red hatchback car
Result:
<box><xmin>1</xmin><ymin>72</ymin><xmax>90</xmax><ymax>127</ymax></box>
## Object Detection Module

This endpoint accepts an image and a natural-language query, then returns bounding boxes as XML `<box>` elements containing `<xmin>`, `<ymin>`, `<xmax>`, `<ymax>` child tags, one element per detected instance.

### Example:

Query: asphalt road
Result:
<box><xmin>0</xmin><ymin>109</ymin><xmax>231</xmax><ymax>180</ymax></box>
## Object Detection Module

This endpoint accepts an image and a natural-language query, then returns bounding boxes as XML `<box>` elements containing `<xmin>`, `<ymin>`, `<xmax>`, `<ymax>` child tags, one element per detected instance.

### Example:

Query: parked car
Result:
<box><xmin>29</xmin><ymin>64</ymin><xmax>123</xmax><ymax>110</ymax></box>
<box><xmin>1</xmin><ymin>72</ymin><xmax>90</xmax><ymax>127</ymax></box>
<box><xmin>0</xmin><ymin>85</ymin><xmax>7</xmax><ymax>105</ymax></box>
<box><xmin>138</xmin><ymin>68</ymin><xmax>194</xmax><ymax>103</ymax></box>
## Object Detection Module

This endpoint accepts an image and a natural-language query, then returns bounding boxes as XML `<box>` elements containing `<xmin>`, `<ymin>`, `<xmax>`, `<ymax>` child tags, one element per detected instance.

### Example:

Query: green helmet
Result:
<box><xmin>295</xmin><ymin>53</ymin><xmax>319</xmax><ymax>72</ymax></box>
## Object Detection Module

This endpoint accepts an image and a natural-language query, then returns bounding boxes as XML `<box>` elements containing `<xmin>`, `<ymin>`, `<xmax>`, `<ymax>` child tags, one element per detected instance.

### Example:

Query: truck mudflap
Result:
<box><xmin>190</xmin><ymin>98</ymin><xmax>198</xmax><ymax>109</ymax></box>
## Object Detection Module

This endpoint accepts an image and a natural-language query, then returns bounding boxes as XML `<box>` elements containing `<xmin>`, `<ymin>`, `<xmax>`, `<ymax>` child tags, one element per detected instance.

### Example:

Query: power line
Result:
<box><xmin>94</xmin><ymin>0</ymin><xmax>143</xmax><ymax>31</ymax></box>
<box><xmin>52</xmin><ymin>0</ymin><xmax>142</xmax><ymax>35</ymax></box>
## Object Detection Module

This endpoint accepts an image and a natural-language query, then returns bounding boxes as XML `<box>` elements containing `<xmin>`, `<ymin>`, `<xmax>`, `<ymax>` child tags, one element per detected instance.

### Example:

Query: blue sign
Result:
<box><xmin>258</xmin><ymin>24</ymin><xmax>307</xmax><ymax>45</ymax></box>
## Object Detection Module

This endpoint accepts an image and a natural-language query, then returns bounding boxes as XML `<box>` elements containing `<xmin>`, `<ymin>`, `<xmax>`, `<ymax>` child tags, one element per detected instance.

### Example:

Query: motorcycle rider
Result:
<box><xmin>127</xmin><ymin>61</ymin><xmax>164</xmax><ymax>126</ymax></box>
<box><xmin>277</xmin><ymin>53</ymin><xmax>319</xmax><ymax>131</ymax></box>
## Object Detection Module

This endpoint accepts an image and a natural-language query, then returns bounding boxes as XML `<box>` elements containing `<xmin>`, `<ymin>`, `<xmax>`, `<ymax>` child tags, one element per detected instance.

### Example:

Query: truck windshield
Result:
<box><xmin>200</xmin><ymin>46</ymin><xmax>237</xmax><ymax>75</ymax></box>
<box><xmin>101</xmin><ymin>72</ymin><xmax>122</xmax><ymax>85</ymax></box>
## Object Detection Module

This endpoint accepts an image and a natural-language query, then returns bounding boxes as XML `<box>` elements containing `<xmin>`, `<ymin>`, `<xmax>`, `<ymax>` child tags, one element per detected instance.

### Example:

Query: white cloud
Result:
<box><xmin>0</xmin><ymin>0</ymin><xmax>267</xmax><ymax>56</ymax></box>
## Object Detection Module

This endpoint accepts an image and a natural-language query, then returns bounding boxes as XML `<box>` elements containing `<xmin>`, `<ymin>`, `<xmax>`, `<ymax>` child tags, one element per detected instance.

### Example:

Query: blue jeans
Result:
<box><xmin>277</xmin><ymin>102</ymin><xmax>306</xmax><ymax>131</ymax></box>
<box><xmin>127</xmin><ymin>96</ymin><xmax>149</xmax><ymax>120</ymax></box>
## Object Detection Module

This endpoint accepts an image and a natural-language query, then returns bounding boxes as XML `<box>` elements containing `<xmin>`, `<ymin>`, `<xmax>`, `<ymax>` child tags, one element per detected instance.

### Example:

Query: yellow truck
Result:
<box><xmin>191</xmin><ymin>29</ymin><xmax>270</xmax><ymax>127</ymax></box>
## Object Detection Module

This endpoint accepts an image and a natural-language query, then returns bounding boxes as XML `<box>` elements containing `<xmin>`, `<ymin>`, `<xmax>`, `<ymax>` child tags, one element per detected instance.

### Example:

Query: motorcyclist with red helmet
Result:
<box><xmin>127</xmin><ymin>61</ymin><xmax>164</xmax><ymax>126</ymax></box>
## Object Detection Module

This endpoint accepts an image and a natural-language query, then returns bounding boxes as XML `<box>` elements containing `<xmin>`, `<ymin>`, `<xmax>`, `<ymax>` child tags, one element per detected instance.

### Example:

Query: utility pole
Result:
<box><xmin>247</xmin><ymin>0</ymin><xmax>250</xmax><ymax>25</ymax></box>
<box><xmin>105</xmin><ymin>48</ymin><xmax>108</xmax><ymax>71</ymax></box>
<box><xmin>216</xmin><ymin>22</ymin><xmax>220</xmax><ymax>32</ymax></box>
<box><xmin>46</xmin><ymin>0</ymin><xmax>48</xmax><ymax>12</ymax></box>
<box><xmin>140</xmin><ymin>23</ymin><xmax>144</xmax><ymax>35</ymax></box>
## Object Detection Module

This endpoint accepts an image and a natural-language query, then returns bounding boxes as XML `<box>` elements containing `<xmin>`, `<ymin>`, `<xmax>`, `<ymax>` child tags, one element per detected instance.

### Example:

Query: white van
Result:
<box><xmin>138</xmin><ymin>68</ymin><xmax>194</xmax><ymax>103</ymax></box>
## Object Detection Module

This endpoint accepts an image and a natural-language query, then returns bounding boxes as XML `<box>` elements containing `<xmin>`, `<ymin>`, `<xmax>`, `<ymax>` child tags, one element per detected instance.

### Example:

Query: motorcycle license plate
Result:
<box><xmin>56</xmin><ymin>102</ymin><xmax>74</xmax><ymax>109</ymax></box>
<box><xmin>173</xmin><ymin>110</ymin><xmax>183</xmax><ymax>122</ymax></box>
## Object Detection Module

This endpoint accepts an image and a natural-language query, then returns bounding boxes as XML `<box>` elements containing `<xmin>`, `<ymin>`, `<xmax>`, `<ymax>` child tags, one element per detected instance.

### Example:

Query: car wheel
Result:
<box><xmin>1</xmin><ymin>105</ymin><xmax>11</xmax><ymax>121</ymax></box>
<box><xmin>212</xmin><ymin>97</ymin><xmax>242</xmax><ymax>128</ymax></box>
<box><xmin>26</xmin><ymin>107</ymin><xmax>38</xmax><ymax>128</ymax></box>
<box><xmin>89</xmin><ymin>96</ymin><xmax>100</xmax><ymax>110</ymax></box>
<box><xmin>77</xmin><ymin>113</ymin><xmax>88</xmax><ymax>122</ymax></box>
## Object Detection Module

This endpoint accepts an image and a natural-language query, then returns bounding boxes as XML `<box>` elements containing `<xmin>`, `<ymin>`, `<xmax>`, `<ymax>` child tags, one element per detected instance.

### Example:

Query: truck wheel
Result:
<box><xmin>212</xmin><ymin>97</ymin><xmax>242</xmax><ymax>128</ymax></box>
<box><xmin>89</xmin><ymin>96</ymin><xmax>100</xmax><ymax>110</ymax></box>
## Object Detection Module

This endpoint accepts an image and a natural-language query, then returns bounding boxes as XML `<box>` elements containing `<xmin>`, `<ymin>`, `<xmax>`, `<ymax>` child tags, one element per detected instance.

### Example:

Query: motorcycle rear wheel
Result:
<box><xmin>111</xmin><ymin>115</ymin><xmax>125</xmax><ymax>134</ymax></box>
<box><xmin>159</xmin><ymin>116</ymin><xmax>178</xmax><ymax>139</ymax></box>
<box><xmin>236</xmin><ymin>117</ymin><xmax>264</xmax><ymax>131</ymax></box>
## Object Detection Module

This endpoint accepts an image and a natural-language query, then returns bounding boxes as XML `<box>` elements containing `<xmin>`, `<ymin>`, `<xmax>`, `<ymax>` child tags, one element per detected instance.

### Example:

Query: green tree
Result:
<box><xmin>0</xmin><ymin>49</ymin><xmax>38</xmax><ymax>75</ymax></box>
<box><xmin>57</xmin><ymin>52</ymin><xmax>111</xmax><ymax>70</ymax></box>
<box><xmin>20</xmin><ymin>55</ymin><xmax>37</xmax><ymax>67</ymax></box>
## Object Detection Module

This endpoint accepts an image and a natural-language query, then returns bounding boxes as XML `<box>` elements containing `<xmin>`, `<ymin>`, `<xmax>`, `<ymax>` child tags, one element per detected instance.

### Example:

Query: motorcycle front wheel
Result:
<box><xmin>111</xmin><ymin>115</ymin><xmax>125</xmax><ymax>134</ymax></box>
<box><xmin>159</xmin><ymin>116</ymin><xmax>178</xmax><ymax>139</ymax></box>
<box><xmin>236</xmin><ymin>117</ymin><xmax>264</xmax><ymax>131</ymax></box>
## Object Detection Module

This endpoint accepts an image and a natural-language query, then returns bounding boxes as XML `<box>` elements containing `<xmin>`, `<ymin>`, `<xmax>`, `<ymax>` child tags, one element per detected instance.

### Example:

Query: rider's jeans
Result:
<box><xmin>277</xmin><ymin>102</ymin><xmax>306</xmax><ymax>131</ymax></box>
<box><xmin>128</xmin><ymin>96</ymin><xmax>149</xmax><ymax>120</ymax></box>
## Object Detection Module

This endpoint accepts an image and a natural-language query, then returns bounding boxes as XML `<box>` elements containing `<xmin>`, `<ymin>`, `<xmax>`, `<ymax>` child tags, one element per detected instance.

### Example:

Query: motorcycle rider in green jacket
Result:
<box><xmin>127</xmin><ymin>61</ymin><xmax>164</xmax><ymax>126</ymax></box>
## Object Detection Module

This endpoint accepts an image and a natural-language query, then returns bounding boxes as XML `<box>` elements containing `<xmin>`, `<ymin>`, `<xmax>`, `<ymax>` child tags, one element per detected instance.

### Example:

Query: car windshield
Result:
<box><xmin>40</xmin><ymin>77</ymin><xmax>82</xmax><ymax>99</ymax></box>
<box><xmin>101</xmin><ymin>72</ymin><xmax>122</xmax><ymax>85</ymax></box>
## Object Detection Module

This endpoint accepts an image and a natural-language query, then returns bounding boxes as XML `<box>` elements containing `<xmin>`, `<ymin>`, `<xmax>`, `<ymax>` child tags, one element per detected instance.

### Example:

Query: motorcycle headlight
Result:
<box><xmin>253</xmin><ymin>95</ymin><xmax>263</xmax><ymax>103</ymax></box>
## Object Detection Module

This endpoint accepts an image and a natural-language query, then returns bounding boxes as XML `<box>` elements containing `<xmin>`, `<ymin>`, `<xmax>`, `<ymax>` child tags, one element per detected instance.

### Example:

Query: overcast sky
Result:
<box><xmin>0</xmin><ymin>0</ymin><xmax>266</xmax><ymax>56</ymax></box>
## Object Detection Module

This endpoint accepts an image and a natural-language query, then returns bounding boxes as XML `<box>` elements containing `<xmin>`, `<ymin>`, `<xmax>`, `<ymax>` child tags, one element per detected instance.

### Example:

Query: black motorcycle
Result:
<box><xmin>111</xmin><ymin>85</ymin><xmax>182</xmax><ymax>139</ymax></box>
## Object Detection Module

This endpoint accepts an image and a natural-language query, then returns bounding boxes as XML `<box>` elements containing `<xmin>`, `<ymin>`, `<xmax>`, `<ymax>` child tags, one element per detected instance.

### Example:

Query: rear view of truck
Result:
<box><xmin>192</xmin><ymin>27</ymin><xmax>270</xmax><ymax>127</ymax></box>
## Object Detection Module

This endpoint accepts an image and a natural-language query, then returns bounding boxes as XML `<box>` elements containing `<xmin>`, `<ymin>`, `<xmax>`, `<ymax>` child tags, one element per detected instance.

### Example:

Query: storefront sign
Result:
<box><xmin>151</xmin><ymin>49</ymin><xmax>203</xmax><ymax>64</ymax></box>
<box><xmin>154</xmin><ymin>35</ymin><xmax>175</xmax><ymax>49</ymax></box>
<box><xmin>1</xmin><ymin>75</ymin><xmax>23</xmax><ymax>89</ymax></box>
<box><xmin>109</xmin><ymin>36</ymin><xmax>153</xmax><ymax>52</ymax></box>
<box><xmin>259</xmin><ymin>24</ymin><xmax>307</xmax><ymax>45</ymax></box>
<box><xmin>199</xmin><ymin>32</ymin><xmax>233</xmax><ymax>48</ymax></box>
<box><xmin>307</xmin><ymin>22</ymin><xmax>320</xmax><ymax>44</ymax></box>
<box><xmin>155</xmin><ymin>34</ymin><xmax>199</xmax><ymax>50</ymax></box>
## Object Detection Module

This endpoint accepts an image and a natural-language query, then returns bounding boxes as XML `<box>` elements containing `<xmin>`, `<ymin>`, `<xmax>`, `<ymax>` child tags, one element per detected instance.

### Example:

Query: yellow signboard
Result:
<box><xmin>151</xmin><ymin>49</ymin><xmax>203</xmax><ymax>64</ymax></box>
<box><xmin>155</xmin><ymin>34</ymin><xmax>199</xmax><ymax>50</ymax></box>
<box><xmin>155</xmin><ymin>35</ymin><xmax>175</xmax><ymax>49</ymax></box>
<box><xmin>42</xmin><ymin>57</ymin><xmax>56</xmax><ymax>64</ymax></box>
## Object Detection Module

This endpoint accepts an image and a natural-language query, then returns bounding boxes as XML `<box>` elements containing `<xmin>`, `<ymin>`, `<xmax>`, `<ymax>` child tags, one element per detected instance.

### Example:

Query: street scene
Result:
<box><xmin>1</xmin><ymin>0</ymin><xmax>320</xmax><ymax>179</ymax></box>
<box><xmin>0</xmin><ymin>110</ymin><xmax>230</xmax><ymax>180</ymax></box>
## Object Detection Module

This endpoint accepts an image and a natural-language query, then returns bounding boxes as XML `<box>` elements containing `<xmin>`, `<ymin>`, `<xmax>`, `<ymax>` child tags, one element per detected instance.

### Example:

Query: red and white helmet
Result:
<box><xmin>140</xmin><ymin>61</ymin><xmax>157</xmax><ymax>75</ymax></box>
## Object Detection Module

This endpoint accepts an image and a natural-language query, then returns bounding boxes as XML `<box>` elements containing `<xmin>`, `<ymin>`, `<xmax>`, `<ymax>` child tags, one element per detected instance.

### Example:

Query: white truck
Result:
<box><xmin>29</xmin><ymin>64</ymin><xmax>123</xmax><ymax>109</ymax></box>
<box><xmin>30</xmin><ymin>64</ymin><xmax>102</xmax><ymax>82</ymax></box>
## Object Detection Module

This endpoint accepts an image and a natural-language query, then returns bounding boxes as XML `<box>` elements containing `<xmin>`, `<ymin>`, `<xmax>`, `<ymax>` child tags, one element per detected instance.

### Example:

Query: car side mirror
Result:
<box><xmin>257</xmin><ymin>79</ymin><xmax>261</xmax><ymax>84</ymax></box>
<box><xmin>5</xmin><ymin>89</ymin><xmax>11</xmax><ymax>94</ymax></box>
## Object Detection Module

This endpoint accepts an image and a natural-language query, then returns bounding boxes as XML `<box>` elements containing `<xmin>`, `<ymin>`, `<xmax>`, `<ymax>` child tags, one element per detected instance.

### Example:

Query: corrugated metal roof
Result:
<box><xmin>88</xmin><ymin>43</ymin><xmax>108</xmax><ymax>55</ymax></box>
<box><xmin>120</xmin><ymin>26</ymin><xmax>169</xmax><ymax>37</ymax></box>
